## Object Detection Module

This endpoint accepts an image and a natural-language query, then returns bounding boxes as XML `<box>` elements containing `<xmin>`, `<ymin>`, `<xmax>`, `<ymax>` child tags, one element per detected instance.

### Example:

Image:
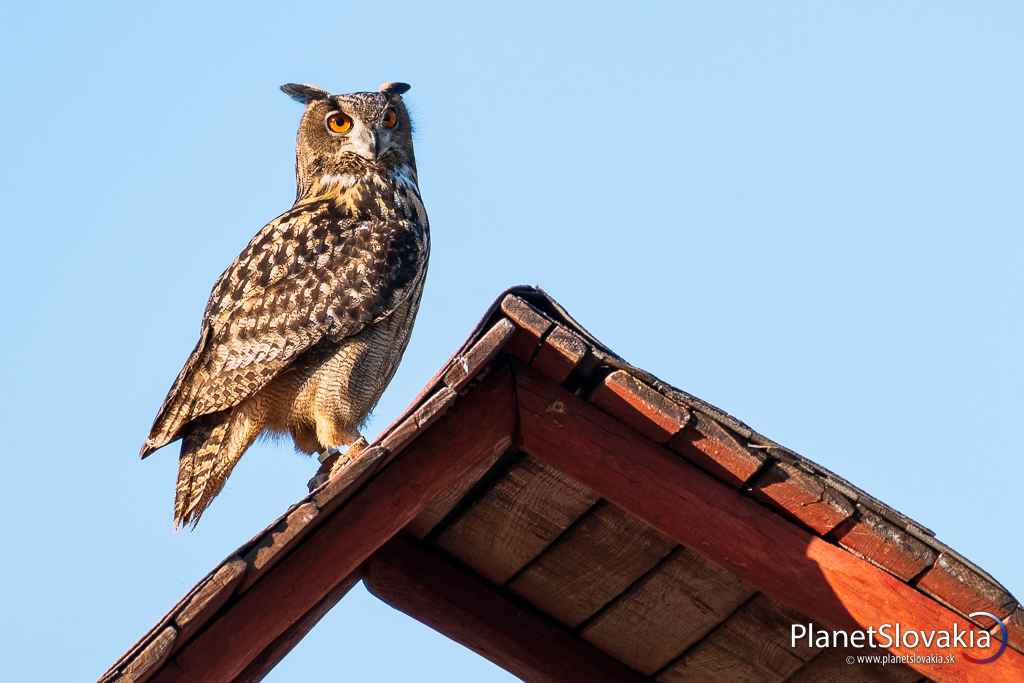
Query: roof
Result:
<box><xmin>101</xmin><ymin>286</ymin><xmax>1023</xmax><ymax>683</ymax></box>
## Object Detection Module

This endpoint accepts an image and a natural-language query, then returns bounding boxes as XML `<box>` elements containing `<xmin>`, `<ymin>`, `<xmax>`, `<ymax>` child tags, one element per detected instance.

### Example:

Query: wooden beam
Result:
<box><xmin>363</xmin><ymin>534</ymin><xmax>647</xmax><ymax>683</ymax></box>
<box><xmin>231</xmin><ymin>572</ymin><xmax>361</xmax><ymax>683</ymax></box>
<box><xmin>515</xmin><ymin>366</ymin><xmax>1024</xmax><ymax>683</ymax></box>
<box><xmin>153</xmin><ymin>367</ymin><xmax>517</xmax><ymax>683</ymax></box>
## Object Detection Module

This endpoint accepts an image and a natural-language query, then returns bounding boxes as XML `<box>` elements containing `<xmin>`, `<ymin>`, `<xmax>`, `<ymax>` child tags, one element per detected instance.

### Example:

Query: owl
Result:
<box><xmin>140</xmin><ymin>81</ymin><xmax>429</xmax><ymax>528</ymax></box>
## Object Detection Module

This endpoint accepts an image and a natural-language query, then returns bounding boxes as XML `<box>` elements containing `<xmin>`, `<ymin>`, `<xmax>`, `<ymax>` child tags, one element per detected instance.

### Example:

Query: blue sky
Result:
<box><xmin>1</xmin><ymin>2</ymin><xmax>1021</xmax><ymax>680</ymax></box>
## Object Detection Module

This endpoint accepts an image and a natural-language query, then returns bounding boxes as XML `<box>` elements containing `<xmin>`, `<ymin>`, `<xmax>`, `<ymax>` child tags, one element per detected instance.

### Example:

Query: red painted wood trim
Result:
<box><xmin>751</xmin><ymin>461</ymin><xmax>854</xmax><ymax>534</ymax></box>
<box><xmin>917</xmin><ymin>553</ymin><xmax>1017</xmax><ymax>621</ymax></box>
<box><xmin>231</xmin><ymin>572</ymin><xmax>361</xmax><ymax>683</ymax></box>
<box><xmin>832</xmin><ymin>506</ymin><xmax>938</xmax><ymax>582</ymax></box>
<box><xmin>152</xmin><ymin>368</ymin><xmax>517</xmax><ymax>683</ymax></box>
<box><xmin>590</xmin><ymin>369</ymin><xmax>690</xmax><ymax>444</ymax></box>
<box><xmin>364</xmin><ymin>534</ymin><xmax>646</xmax><ymax>683</ymax></box>
<box><xmin>515</xmin><ymin>367</ymin><xmax>1024</xmax><ymax>682</ymax></box>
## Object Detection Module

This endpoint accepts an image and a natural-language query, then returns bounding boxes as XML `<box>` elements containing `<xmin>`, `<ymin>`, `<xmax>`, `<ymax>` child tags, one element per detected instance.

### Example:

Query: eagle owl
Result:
<box><xmin>141</xmin><ymin>81</ymin><xmax>429</xmax><ymax>528</ymax></box>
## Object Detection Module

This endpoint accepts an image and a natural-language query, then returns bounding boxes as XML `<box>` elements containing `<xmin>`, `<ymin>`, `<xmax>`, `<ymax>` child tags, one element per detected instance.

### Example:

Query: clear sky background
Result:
<box><xmin>1</xmin><ymin>2</ymin><xmax>1021</xmax><ymax>680</ymax></box>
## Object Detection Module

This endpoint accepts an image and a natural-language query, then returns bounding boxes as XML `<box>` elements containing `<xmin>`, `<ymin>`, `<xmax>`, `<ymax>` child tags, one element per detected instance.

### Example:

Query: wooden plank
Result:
<box><xmin>173</xmin><ymin>558</ymin><xmax>247</xmax><ymax>645</ymax></box>
<box><xmin>311</xmin><ymin>445</ymin><xmax>389</xmax><ymax>516</ymax></box>
<box><xmin>515</xmin><ymin>366</ymin><xmax>1024</xmax><ymax>682</ymax></box>
<box><xmin>364</xmin><ymin>534</ymin><xmax>646</xmax><ymax>683</ymax></box>
<box><xmin>751</xmin><ymin>461</ymin><xmax>854</xmax><ymax>534</ymax></box>
<box><xmin>532</xmin><ymin>324</ymin><xmax>590</xmax><ymax>384</ymax></box>
<box><xmin>581</xmin><ymin>547</ymin><xmax>756</xmax><ymax>674</ymax></box>
<box><xmin>500</xmin><ymin>294</ymin><xmax>552</xmax><ymax>363</ymax></box>
<box><xmin>437</xmin><ymin>457</ymin><xmax>598</xmax><ymax>583</ymax></box>
<box><xmin>917</xmin><ymin>553</ymin><xmax>1017</xmax><ymax>623</ymax></box>
<box><xmin>832</xmin><ymin>506</ymin><xmax>937</xmax><ymax>581</ymax></box>
<box><xmin>443</xmin><ymin>318</ymin><xmax>515</xmax><ymax>390</ymax></box>
<box><xmin>590</xmin><ymin>370</ymin><xmax>690</xmax><ymax>444</ymax></box>
<box><xmin>231</xmin><ymin>572</ymin><xmax>361</xmax><ymax>683</ymax></box>
<box><xmin>509</xmin><ymin>502</ymin><xmax>675</xmax><ymax>627</ymax></box>
<box><xmin>101</xmin><ymin>564</ymin><xmax>237</xmax><ymax>682</ymax></box>
<box><xmin>411</xmin><ymin>385</ymin><xmax>458</xmax><ymax>432</ymax></box>
<box><xmin>118</xmin><ymin>626</ymin><xmax>177</xmax><ymax>683</ymax></box>
<box><xmin>239</xmin><ymin>503</ymin><xmax>318</xmax><ymax>592</ymax></box>
<box><xmin>667</xmin><ymin>410</ymin><xmax>764</xmax><ymax>486</ymax></box>
<box><xmin>405</xmin><ymin>446</ymin><xmax>508</xmax><ymax>539</ymax></box>
<box><xmin>151</xmin><ymin>368</ymin><xmax>517</xmax><ymax>683</ymax></box>
<box><xmin>785</xmin><ymin>647</ymin><xmax>922</xmax><ymax>683</ymax></box>
<box><xmin>1002</xmin><ymin>605</ymin><xmax>1024</xmax><ymax>654</ymax></box>
<box><xmin>658</xmin><ymin>595</ymin><xmax>819</xmax><ymax>683</ymax></box>
<box><xmin>376</xmin><ymin>387</ymin><xmax>457</xmax><ymax>458</ymax></box>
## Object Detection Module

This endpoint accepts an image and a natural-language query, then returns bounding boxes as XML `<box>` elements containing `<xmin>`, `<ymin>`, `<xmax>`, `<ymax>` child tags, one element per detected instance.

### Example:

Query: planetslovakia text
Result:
<box><xmin>791</xmin><ymin>622</ymin><xmax>991</xmax><ymax>650</ymax></box>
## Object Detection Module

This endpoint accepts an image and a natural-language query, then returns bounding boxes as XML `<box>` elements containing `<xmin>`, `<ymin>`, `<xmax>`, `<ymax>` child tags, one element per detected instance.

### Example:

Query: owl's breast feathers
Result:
<box><xmin>141</xmin><ymin>176</ymin><xmax>429</xmax><ymax>457</ymax></box>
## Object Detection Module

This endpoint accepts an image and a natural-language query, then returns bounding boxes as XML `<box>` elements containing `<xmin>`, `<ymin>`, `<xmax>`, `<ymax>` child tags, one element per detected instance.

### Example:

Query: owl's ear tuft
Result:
<box><xmin>280</xmin><ymin>83</ymin><xmax>330</xmax><ymax>104</ymax></box>
<box><xmin>378</xmin><ymin>81</ymin><xmax>411</xmax><ymax>96</ymax></box>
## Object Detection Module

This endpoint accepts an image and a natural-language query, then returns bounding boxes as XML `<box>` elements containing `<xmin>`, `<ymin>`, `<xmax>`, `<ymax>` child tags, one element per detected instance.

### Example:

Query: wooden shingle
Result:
<box><xmin>832</xmin><ymin>506</ymin><xmax>937</xmax><ymax>581</ymax></box>
<box><xmin>751</xmin><ymin>461</ymin><xmax>854</xmax><ymax>534</ymax></box>
<box><xmin>668</xmin><ymin>410</ymin><xmax>763</xmax><ymax>486</ymax></box>
<box><xmin>591</xmin><ymin>370</ymin><xmax>690</xmax><ymax>444</ymax></box>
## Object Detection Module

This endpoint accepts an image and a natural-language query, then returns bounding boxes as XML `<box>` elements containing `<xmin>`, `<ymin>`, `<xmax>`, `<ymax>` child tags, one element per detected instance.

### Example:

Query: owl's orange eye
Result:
<box><xmin>325</xmin><ymin>111</ymin><xmax>353</xmax><ymax>135</ymax></box>
<box><xmin>381</xmin><ymin>109</ymin><xmax>399</xmax><ymax>129</ymax></box>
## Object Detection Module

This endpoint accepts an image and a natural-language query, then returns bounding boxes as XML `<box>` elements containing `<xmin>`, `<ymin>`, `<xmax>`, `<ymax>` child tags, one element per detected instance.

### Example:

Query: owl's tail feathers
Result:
<box><xmin>141</xmin><ymin>333</ymin><xmax>212</xmax><ymax>459</ymax></box>
<box><xmin>174</xmin><ymin>399</ymin><xmax>265</xmax><ymax>528</ymax></box>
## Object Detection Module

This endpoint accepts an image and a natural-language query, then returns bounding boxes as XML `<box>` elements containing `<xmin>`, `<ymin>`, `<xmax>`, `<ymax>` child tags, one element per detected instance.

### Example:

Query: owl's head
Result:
<box><xmin>282</xmin><ymin>81</ymin><xmax>415</xmax><ymax>197</ymax></box>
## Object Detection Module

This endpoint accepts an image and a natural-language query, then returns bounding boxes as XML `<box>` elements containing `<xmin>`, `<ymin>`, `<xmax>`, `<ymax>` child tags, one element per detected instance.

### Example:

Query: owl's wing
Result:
<box><xmin>140</xmin><ymin>201</ymin><xmax>428</xmax><ymax>457</ymax></box>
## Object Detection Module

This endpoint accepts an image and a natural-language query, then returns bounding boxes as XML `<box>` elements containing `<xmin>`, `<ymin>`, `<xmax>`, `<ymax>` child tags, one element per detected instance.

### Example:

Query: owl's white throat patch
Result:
<box><xmin>318</xmin><ymin>173</ymin><xmax>359</xmax><ymax>190</ymax></box>
<box><xmin>318</xmin><ymin>167</ymin><xmax>416</xmax><ymax>193</ymax></box>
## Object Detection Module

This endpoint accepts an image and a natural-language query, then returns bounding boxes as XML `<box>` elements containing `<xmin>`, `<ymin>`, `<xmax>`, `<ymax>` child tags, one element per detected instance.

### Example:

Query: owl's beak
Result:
<box><xmin>369</xmin><ymin>131</ymin><xmax>381</xmax><ymax>160</ymax></box>
<box><xmin>350</xmin><ymin>128</ymin><xmax>381</xmax><ymax>161</ymax></box>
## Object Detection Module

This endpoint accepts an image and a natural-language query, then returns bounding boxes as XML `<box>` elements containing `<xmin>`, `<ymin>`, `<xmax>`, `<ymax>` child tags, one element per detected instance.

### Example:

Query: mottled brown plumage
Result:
<box><xmin>141</xmin><ymin>82</ymin><xmax>429</xmax><ymax>527</ymax></box>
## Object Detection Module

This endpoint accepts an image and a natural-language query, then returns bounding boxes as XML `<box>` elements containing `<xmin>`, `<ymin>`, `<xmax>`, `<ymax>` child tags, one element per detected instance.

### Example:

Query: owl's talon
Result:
<box><xmin>307</xmin><ymin>437</ymin><xmax>370</xmax><ymax>492</ymax></box>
